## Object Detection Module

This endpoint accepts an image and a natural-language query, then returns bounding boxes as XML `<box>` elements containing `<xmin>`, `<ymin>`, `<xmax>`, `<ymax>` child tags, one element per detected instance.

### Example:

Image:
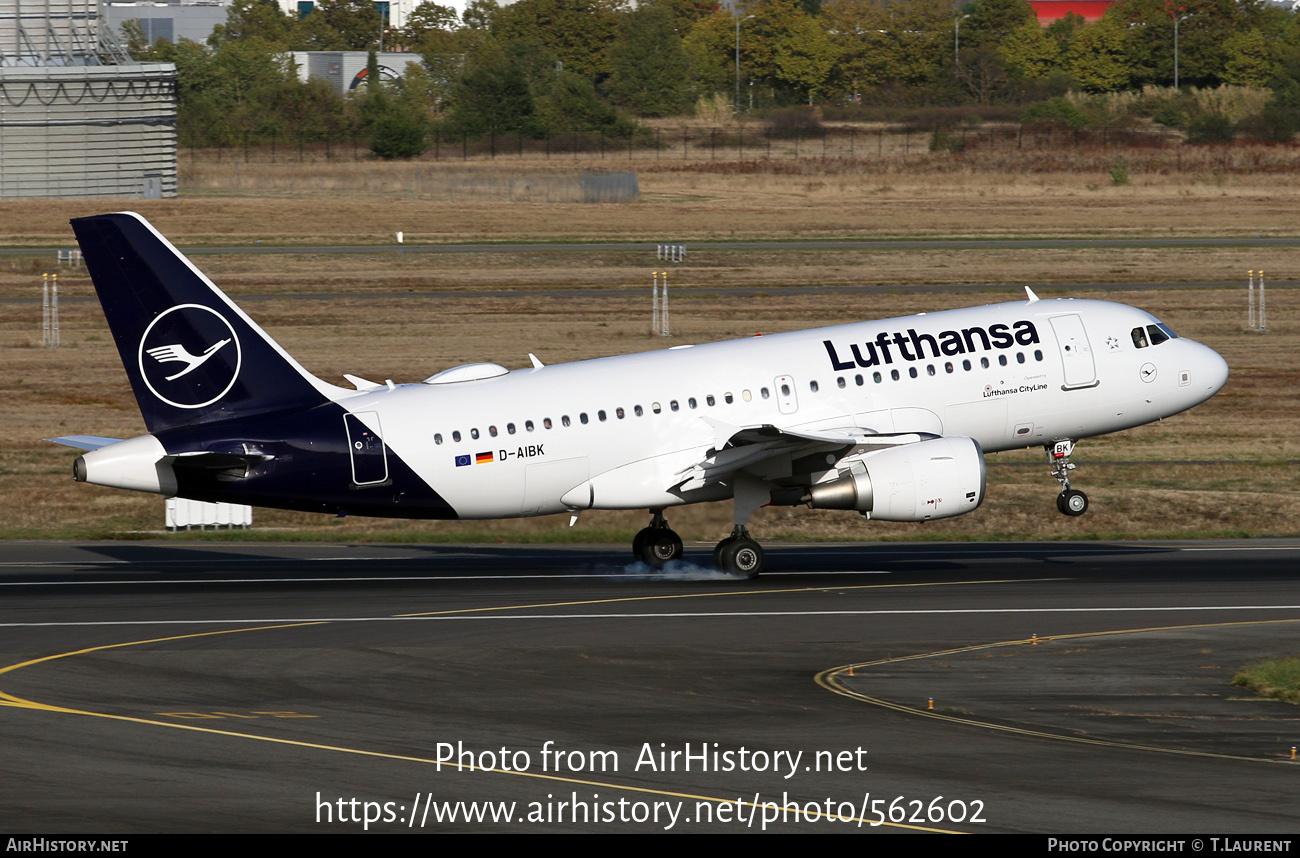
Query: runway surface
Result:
<box><xmin>1</xmin><ymin>539</ymin><xmax>1298</xmax><ymax>833</ymax></box>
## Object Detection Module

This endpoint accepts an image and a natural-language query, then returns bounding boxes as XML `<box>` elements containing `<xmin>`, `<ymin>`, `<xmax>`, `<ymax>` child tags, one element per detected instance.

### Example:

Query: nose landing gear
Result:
<box><xmin>1048</xmin><ymin>440</ymin><xmax>1088</xmax><ymax>517</ymax></box>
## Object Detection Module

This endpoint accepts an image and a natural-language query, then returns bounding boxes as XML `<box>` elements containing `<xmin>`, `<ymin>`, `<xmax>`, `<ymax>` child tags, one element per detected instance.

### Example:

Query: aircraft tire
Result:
<box><xmin>640</xmin><ymin>529</ymin><xmax>683</xmax><ymax>567</ymax></box>
<box><xmin>1058</xmin><ymin>489</ymin><xmax>1088</xmax><ymax>517</ymax></box>
<box><xmin>632</xmin><ymin>527</ymin><xmax>654</xmax><ymax>559</ymax></box>
<box><xmin>712</xmin><ymin>536</ymin><xmax>737</xmax><ymax>568</ymax></box>
<box><xmin>720</xmin><ymin>538</ymin><xmax>764</xmax><ymax>579</ymax></box>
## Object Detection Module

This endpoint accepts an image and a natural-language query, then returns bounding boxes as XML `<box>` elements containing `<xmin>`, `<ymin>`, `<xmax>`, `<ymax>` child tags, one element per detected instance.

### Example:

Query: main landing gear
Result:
<box><xmin>632</xmin><ymin>510</ymin><xmax>683</xmax><ymax>566</ymax></box>
<box><xmin>713</xmin><ymin>525</ymin><xmax>764</xmax><ymax>578</ymax></box>
<box><xmin>632</xmin><ymin>475</ymin><xmax>770</xmax><ymax>579</ymax></box>
<box><xmin>1048</xmin><ymin>440</ymin><xmax>1089</xmax><ymax>517</ymax></box>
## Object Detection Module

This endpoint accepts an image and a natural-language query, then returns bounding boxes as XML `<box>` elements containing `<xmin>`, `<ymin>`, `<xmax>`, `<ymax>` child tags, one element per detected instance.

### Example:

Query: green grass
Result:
<box><xmin>1232</xmin><ymin>658</ymin><xmax>1300</xmax><ymax>703</ymax></box>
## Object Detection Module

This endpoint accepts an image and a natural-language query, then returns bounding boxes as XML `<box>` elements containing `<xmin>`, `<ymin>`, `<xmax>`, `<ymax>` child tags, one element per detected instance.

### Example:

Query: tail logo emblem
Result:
<box><xmin>137</xmin><ymin>304</ymin><xmax>242</xmax><ymax>409</ymax></box>
<box><xmin>146</xmin><ymin>338</ymin><xmax>232</xmax><ymax>381</ymax></box>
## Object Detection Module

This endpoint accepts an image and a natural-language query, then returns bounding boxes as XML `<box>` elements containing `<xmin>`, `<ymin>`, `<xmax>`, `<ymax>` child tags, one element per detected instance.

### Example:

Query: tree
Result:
<box><xmin>773</xmin><ymin>15</ymin><xmax>839</xmax><ymax>103</ymax></box>
<box><xmin>1067</xmin><ymin>16</ymin><xmax>1132</xmax><ymax>91</ymax></box>
<box><xmin>680</xmin><ymin>10</ymin><xmax>734</xmax><ymax>97</ymax></box>
<box><xmin>368</xmin><ymin>102</ymin><xmax>429</xmax><ymax>157</ymax></box>
<box><xmin>462</xmin><ymin>0</ymin><xmax>501</xmax><ymax>30</ymax></box>
<box><xmin>964</xmin><ymin>0</ymin><xmax>1035</xmax><ymax>50</ymax></box>
<box><xmin>607</xmin><ymin>4</ymin><xmax>694</xmax><ymax>115</ymax></box>
<box><xmin>491</xmin><ymin>0</ymin><xmax>622</xmax><ymax>79</ymax></box>
<box><xmin>294</xmin><ymin>0</ymin><xmax>383</xmax><ymax>51</ymax></box>
<box><xmin>1222</xmin><ymin>29</ymin><xmax>1277</xmax><ymax>87</ymax></box>
<box><xmin>822</xmin><ymin>0</ymin><xmax>951</xmax><ymax>92</ymax></box>
<box><xmin>209</xmin><ymin>0</ymin><xmax>296</xmax><ymax>48</ymax></box>
<box><xmin>448</xmin><ymin>50</ymin><xmax>540</xmax><ymax>137</ymax></box>
<box><xmin>536</xmin><ymin>71</ymin><xmax>640</xmax><ymax>136</ymax></box>
<box><xmin>999</xmin><ymin>19</ymin><xmax>1061</xmax><ymax>80</ymax></box>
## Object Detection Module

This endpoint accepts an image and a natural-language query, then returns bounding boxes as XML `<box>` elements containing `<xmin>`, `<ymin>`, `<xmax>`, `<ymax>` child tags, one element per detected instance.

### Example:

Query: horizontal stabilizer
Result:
<box><xmin>47</xmin><ymin>435</ymin><xmax>123</xmax><ymax>451</ymax></box>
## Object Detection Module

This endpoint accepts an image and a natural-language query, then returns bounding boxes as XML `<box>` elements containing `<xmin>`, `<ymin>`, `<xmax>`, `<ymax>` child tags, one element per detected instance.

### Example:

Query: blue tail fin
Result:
<box><xmin>71</xmin><ymin>212</ymin><xmax>343</xmax><ymax>434</ymax></box>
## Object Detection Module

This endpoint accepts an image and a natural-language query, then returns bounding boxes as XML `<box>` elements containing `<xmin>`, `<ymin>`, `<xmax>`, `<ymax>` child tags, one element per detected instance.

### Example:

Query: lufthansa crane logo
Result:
<box><xmin>137</xmin><ymin>304</ymin><xmax>241</xmax><ymax>409</ymax></box>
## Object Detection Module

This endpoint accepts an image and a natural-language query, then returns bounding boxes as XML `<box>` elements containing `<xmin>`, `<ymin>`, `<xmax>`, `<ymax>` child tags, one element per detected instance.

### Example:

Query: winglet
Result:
<box><xmin>529</xmin><ymin>353</ymin><xmax>545</xmax><ymax>369</ymax></box>
<box><xmin>1025</xmin><ymin>286</ymin><xmax>1040</xmax><ymax>303</ymax></box>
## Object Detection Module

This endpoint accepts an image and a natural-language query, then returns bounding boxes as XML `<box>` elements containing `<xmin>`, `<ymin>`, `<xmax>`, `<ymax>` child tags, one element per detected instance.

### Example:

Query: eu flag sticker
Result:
<box><xmin>454</xmin><ymin>454</ymin><xmax>471</xmax><ymax>467</ymax></box>
<box><xmin>476</xmin><ymin>451</ymin><xmax>494</xmax><ymax>464</ymax></box>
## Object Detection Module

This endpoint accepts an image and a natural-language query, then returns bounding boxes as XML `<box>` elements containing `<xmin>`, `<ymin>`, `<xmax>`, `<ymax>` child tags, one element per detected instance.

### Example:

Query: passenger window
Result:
<box><xmin>1034</xmin><ymin>350</ymin><xmax>1043</xmax><ymax>361</ymax></box>
<box><xmin>945</xmin><ymin>362</ymin><xmax>954</xmax><ymax>373</ymax></box>
<box><xmin>962</xmin><ymin>359</ymin><xmax>971</xmax><ymax>371</ymax></box>
<box><xmin>1017</xmin><ymin>352</ymin><xmax>1026</xmax><ymax>364</ymax></box>
<box><xmin>526</xmin><ymin>420</ymin><xmax>535</xmax><ymax>432</ymax></box>
<box><xmin>471</xmin><ymin>428</ymin><xmax>479</xmax><ymax>440</ymax></box>
<box><xmin>873</xmin><ymin>371</ymin><xmax>882</xmax><ymax>383</ymax></box>
<box><xmin>544</xmin><ymin>418</ymin><xmax>553</xmax><ymax>429</ymax></box>
<box><xmin>855</xmin><ymin>374</ymin><xmax>864</xmax><ymax>386</ymax></box>
<box><xmin>999</xmin><ymin>355</ymin><xmax>1008</xmax><ymax>366</ymax></box>
<box><xmin>670</xmin><ymin>400</ymin><xmax>679</xmax><ymax>411</ymax></box>
<box><xmin>704</xmin><ymin>395</ymin><xmax>713</xmax><ymax>407</ymax></box>
<box><xmin>724</xmin><ymin>392</ymin><xmax>734</xmax><ymax>404</ymax></box>
<box><xmin>926</xmin><ymin>365</ymin><xmax>936</xmax><ymax>376</ymax></box>
<box><xmin>742</xmin><ymin>390</ymin><xmax>752</xmax><ymax>402</ymax></box>
<box><xmin>652</xmin><ymin>402</ymin><xmax>662</xmax><ymax>413</ymax></box>
<box><xmin>810</xmin><ymin>380</ymin><xmax>820</xmax><ymax>392</ymax></box>
<box><xmin>453</xmin><ymin>430</ymin><xmax>462</xmax><ymax>442</ymax></box>
<box><xmin>598</xmin><ymin>410</ymin><xmax>607</xmax><ymax>422</ymax></box>
<box><xmin>1132</xmin><ymin>327</ymin><xmax>1149</xmax><ymax>348</ymax></box>
<box><xmin>489</xmin><ymin>425</ymin><xmax>498</xmax><ymax>437</ymax></box>
<box><xmin>837</xmin><ymin>377</ymin><xmax>846</xmax><ymax>389</ymax></box>
<box><xmin>689</xmin><ymin>398</ymin><xmax>698</xmax><ymax>409</ymax></box>
<box><xmin>891</xmin><ymin>369</ymin><xmax>900</xmax><ymax>381</ymax></box>
<box><xmin>981</xmin><ymin>357</ymin><xmax>989</xmax><ymax>369</ymax></box>
<box><xmin>562</xmin><ymin>415</ymin><xmax>572</xmax><ymax>427</ymax></box>
<box><xmin>616</xmin><ymin>407</ymin><xmax>625</xmax><ymax>419</ymax></box>
<box><xmin>761</xmin><ymin>388</ymin><xmax>771</xmax><ymax>399</ymax></box>
<box><xmin>507</xmin><ymin>423</ymin><xmax>516</xmax><ymax>435</ymax></box>
<box><xmin>635</xmin><ymin>405</ymin><xmax>644</xmax><ymax>416</ymax></box>
<box><xmin>579</xmin><ymin>413</ymin><xmax>588</xmax><ymax>424</ymax></box>
<box><xmin>909</xmin><ymin>367</ymin><xmax>918</xmax><ymax>378</ymax></box>
<box><xmin>434</xmin><ymin>433</ymin><xmax>443</xmax><ymax>445</ymax></box>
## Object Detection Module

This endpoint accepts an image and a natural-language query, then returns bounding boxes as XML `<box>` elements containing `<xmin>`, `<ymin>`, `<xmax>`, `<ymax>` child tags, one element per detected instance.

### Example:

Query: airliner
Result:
<box><xmin>51</xmin><ymin>212</ymin><xmax>1229</xmax><ymax>577</ymax></box>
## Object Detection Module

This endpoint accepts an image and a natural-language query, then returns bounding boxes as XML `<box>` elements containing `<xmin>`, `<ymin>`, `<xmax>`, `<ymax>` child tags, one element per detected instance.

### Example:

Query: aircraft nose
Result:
<box><xmin>1194</xmin><ymin>342</ymin><xmax>1229</xmax><ymax>396</ymax></box>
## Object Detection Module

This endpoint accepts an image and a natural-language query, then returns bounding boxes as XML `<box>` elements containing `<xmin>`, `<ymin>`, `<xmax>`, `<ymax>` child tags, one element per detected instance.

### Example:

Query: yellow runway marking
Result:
<box><xmin>0</xmin><ymin>579</ymin><xmax>1028</xmax><ymax>833</ymax></box>
<box><xmin>816</xmin><ymin>618</ymin><xmax>1300</xmax><ymax>765</ymax></box>
<box><xmin>394</xmin><ymin>577</ymin><xmax>1047</xmax><ymax>617</ymax></box>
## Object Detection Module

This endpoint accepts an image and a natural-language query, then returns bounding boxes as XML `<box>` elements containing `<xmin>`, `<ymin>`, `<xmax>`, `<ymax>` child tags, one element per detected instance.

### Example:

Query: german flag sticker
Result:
<box><xmin>476</xmin><ymin>451</ymin><xmax>494</xmax><ymax>464</ymax></box>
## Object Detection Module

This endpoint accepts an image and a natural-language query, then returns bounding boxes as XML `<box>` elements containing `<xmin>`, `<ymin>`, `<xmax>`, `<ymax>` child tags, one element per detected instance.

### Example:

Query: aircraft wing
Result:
<box><xmin>673</xmin><ymin>417</ymin><xmax>935</xmax><ymax>492</ymax></box>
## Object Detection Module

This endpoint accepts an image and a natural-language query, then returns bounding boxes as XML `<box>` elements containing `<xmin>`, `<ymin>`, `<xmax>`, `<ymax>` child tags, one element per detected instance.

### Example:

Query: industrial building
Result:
<box><xmin>0</xmin><ymin>0</ymin><xmax>178</xmax><ymax>198</ymax></box>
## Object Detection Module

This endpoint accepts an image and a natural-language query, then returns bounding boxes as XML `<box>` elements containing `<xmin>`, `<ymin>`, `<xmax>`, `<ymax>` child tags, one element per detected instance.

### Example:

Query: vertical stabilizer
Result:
<box><xmin>71</xmin><ymin>212</ymin><xmax>345</xmax><ymax>433</ymax></box>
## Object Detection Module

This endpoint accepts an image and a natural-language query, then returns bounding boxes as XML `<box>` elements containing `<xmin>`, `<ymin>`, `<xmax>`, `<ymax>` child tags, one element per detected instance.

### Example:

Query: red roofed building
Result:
<box><xmin>1028</xmin><ymin>0</ymin><xmax>1116</xmax><ymax>23</ymax></box>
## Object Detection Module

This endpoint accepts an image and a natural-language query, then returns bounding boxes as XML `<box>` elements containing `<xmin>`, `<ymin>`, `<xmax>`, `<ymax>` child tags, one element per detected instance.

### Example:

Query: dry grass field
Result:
<box><xmin>1</xmin><ymin>140</ymin><xmax>1296</xmax><ymax>543</ymax></box>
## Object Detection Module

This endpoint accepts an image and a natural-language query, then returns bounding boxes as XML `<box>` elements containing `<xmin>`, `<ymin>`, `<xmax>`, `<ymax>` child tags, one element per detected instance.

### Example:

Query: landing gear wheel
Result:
<box><xmin>632</xmin><ymin>526</ymin><xmax>653</xmax><ymax>559</ymax></box>
<box><xmin>712</xmin><ymin>536</ymin><xmax>737</xmax><ymax>568</ymax></box>
<box><xmin>719</xmin><ymin>538</ymin><xmax>764</xmax><ymax>578</ymax></box>
<box><xmin>639</xmin><ymin>529</ymin><xmax>683</xmax><ymax>567</ymax></box>
<box><xmin>1057</xmin><ymin>489</ymin><xmax>1088</xmax><ymax>517</ymax></box>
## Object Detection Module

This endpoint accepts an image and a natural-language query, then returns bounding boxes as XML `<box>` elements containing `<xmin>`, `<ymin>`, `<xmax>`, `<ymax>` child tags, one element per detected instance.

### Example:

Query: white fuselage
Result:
<box><xmin>334</xmin><ymin>298</ymin><xmax>1228</xmax><ymax>519</ymax></box>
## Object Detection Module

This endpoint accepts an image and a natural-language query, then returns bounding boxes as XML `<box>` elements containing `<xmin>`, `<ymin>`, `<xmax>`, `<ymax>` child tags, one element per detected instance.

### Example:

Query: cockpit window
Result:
<box><xmin>1131</xmin><ymin>327</ymin><xmax>1149</xmax><ymax>349</ymax></box>
<box><xmin>1148</xmin><ymin>323</ymin><xmax>1175</xmax><ymax>344</ymax></box>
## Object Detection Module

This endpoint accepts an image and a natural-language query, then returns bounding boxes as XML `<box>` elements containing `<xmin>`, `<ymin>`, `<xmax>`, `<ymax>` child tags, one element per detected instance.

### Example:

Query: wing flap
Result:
<box><xmin>676</xmin><ymin>418</ymin><xmax>939</xmax><ymax>492</ymax></box>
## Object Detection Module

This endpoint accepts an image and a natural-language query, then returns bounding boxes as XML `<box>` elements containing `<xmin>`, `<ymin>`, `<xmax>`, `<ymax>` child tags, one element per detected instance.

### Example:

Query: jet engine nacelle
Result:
<box><xmin>803</xmin><ymin>436</ymin><xmax>985</xmax><ymax>521</ymax></box>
